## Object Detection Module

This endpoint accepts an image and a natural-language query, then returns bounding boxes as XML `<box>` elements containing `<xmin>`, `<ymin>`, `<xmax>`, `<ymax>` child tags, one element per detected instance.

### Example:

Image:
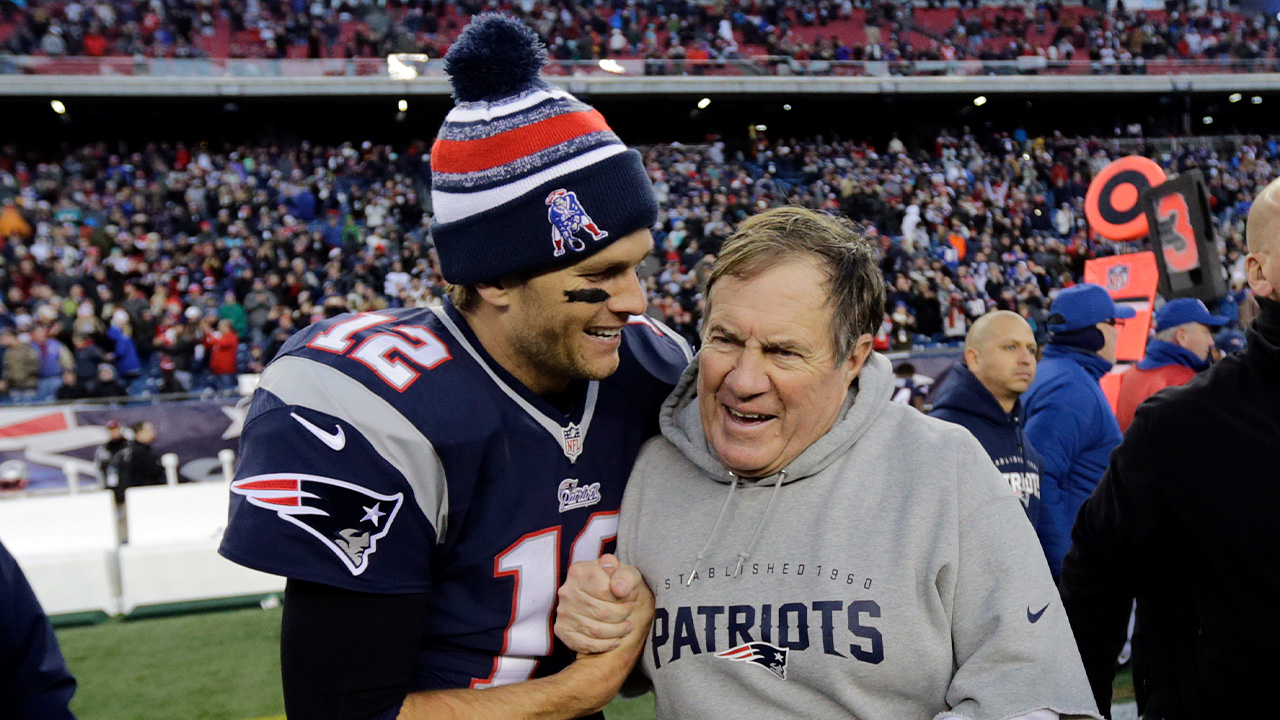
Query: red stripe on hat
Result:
<box><xmin>431</xmin><ymin>110</ymin><xmax>611</xmax><ymax>174</ymax></box>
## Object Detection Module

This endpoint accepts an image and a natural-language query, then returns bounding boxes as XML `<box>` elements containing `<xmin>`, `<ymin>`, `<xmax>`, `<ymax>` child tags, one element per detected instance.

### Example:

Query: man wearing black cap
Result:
<box><xmin>1115</xmin><ymin>298</ymin><xmax>1228</xmax><ymax>433</ymax></box>
<box><xmin>219</xmin><ymin>14</ymin><xmax>690</xmax><ymax>720</ymax></box>
<box><xmin>1022</xmin><ymin>283</ymin><xmax>1135</xmax><ymax>579</ymax></box>
<box><xmin>1061</xmin><ymin>176</ymin><xmax>1280</xmax><ymax>718</ymax></box>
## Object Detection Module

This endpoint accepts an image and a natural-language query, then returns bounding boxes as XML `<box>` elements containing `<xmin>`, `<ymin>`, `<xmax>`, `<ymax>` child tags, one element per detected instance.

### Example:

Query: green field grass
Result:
<box><xmin>54</xmin><ymin>607</ymin><xmax>1127</xmax><ymax>719</ymax></box>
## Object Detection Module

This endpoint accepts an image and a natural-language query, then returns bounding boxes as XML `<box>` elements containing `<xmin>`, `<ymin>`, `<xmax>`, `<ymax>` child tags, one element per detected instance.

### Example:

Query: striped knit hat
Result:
<box><xmin>430</xmin><ymin>15</ymin><xmax>657</xmax><ymax>286</ymax></box>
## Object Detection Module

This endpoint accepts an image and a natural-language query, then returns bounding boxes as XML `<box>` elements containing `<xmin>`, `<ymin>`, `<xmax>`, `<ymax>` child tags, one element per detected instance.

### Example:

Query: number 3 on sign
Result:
<box><xmin>471</xmin><ymin>512</ymin><xmax>620</xmax><ymax>689</ymax></box>
<box><xmin>307</xmin><ymin>313</ymin><xmax>451</xmax><ymax>391</ymax></box>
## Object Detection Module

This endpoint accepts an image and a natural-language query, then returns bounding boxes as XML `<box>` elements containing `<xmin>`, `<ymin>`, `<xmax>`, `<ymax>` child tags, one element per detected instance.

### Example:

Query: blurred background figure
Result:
<box><xmin>930</xmin><ymin>310</ymin><xmax>1042</xmax><ymax>524</ymax></box>
<box><xmin>890</xmin><ymin>361</ymin><xmax>928</xmax><ymax>410</ymax></box>
<box><xmin>0</xmin><ymin>459</ymin><xmax>30</xmax><ymax>495</ymax></box>
<box><xmin>54</xmin><ymin>369</ymin><xmax>90</xmax><ymax>401</ymax></box>
<box><xmin>1213</xmin><ymin>330</ymin><xmax>1248</xmax><ymax>362</ymax></box>
<box><xmin>96</xmin><ymin>420</ymin><xmax>129</xmax><ymax>504</ymax></box>
<box><xmin>155</xmin><ymin>356</ymin><xmax>188</xmax><ymax>395</ymax></box>
<box><xmin>1116</xmin><ymin>299</ymin><xmax>1229</xmax><ymax>433</ymax></box>
<box><xmin>1023</xmin><ymin>284</ymin><xmax>1133</xmax><ymax>580</ymax></box>
<box><xmin>92</xmin><ymin>364</ymin><xmax>127</xmax><ymax>399</ymax></box>
<box><xmin>0</xmin><ymin>328</ymin><xmax>39</xmax><ymax>404</ymax></box>
<box><xmin>111</xmin><ymin>422</ymin><xmax>166</xmax><ymax>498</ymax></box>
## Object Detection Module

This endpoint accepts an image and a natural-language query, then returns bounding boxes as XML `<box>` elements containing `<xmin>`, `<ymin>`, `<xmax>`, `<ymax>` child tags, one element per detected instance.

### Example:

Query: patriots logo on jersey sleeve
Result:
<box><xmin>231</xmin><ymin>474</ymin><xmax>404</xmax><ymax>576</ymax></box>
<box><xmin>716</xmin><ymin>642</ymin><xmax>789</xmax><ymax>679</ymax></box>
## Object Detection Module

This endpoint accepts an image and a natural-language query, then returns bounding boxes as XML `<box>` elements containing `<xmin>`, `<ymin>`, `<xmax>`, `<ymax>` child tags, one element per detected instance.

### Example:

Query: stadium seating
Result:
<box><xmin>0</xmin><ymin>491</ymin><xmax>120</xmax><ymax>615</ymax></box>
<box><xmin>117</xmin><ymin>481</ymin><xmax>284</xmax><ymax>613</ymax></box>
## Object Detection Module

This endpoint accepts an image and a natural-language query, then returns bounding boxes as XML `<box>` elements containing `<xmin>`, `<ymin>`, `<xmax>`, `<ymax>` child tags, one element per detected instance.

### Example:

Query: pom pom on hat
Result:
<box><xmin>429</xmin><ymin>14</ymin><xmax>657</xmax><ymax>286</ymax></box>
<box><xmin>444</xmin><ymin>14</ymin><xmax>548</xmax><ymax>103</ymax></box>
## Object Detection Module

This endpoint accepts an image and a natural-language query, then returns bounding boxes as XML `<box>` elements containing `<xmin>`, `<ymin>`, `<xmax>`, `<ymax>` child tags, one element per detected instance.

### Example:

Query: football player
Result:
<box><xmin>219</xmin><ymin>15</ymin><xmax>689</xmax><ymax>720</ymax></box>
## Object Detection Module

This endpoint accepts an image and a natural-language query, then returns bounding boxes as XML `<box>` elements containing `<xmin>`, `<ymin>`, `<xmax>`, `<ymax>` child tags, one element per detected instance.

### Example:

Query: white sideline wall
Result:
<box><xmin>118</xmin><ymin>482</ymin><xmax>284</xmax><ymax>613</ymax></box>
<box><xmin>0</xmin><ymin>491</ymin><xmax>120</xmax><ymax>615</ymax></box>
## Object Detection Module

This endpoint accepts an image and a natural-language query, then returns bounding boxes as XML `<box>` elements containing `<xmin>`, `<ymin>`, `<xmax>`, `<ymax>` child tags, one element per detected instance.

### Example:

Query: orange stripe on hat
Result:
<box><xmin>431</xmin><ymin>109</ymin><xmax>611</xmax><ymax>174</ymax></box>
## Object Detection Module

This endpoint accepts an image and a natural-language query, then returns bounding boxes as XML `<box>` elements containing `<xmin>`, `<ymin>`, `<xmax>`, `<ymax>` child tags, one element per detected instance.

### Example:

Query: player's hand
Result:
<box><xmin>555</xmin><ymin>554</ymin><xmax>648</xmax><ymax>654</ymax></box>
<box><xmin>566</xmin><ymin>575</ymin><xmax>655</xmax><ymax>709</ymax></box>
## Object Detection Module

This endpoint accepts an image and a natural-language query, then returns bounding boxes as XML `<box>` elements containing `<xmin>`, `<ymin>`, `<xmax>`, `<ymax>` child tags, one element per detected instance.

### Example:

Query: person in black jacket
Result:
<box><xmin>0</xmin><ymin>538</ymin><xmax>77</xmax><ymax>719</ymax></box>
<box><xmin>930</xmin><ymin>310</ymin><xmax>1043</xmax><ymax>523</ymax></box>
<box><xmin>95</xmin><ymin>420</ymin><xmax>129</xmax><ymax>504</ymax></box>
<box><xmin>1060</xmin><ymin>176</ymin><xmax>1280</xmax><ymax>719</ymax></box>
<box><xmin>111</xmin><ymin>421</ymin><xmax>167</xmax><ymax>501</ymax></box>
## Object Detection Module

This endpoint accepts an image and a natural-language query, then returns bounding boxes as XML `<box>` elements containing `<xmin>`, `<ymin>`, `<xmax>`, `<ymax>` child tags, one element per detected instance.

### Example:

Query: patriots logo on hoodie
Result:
<box><xmin>231</xmin><ymin>474</ymin><xmax>404</xmax><ymax>576</ymax></box>
<box><xmin>716</xmin><ymin>642</ymin><xmax>789</xmax><ymax>679</ymax></box>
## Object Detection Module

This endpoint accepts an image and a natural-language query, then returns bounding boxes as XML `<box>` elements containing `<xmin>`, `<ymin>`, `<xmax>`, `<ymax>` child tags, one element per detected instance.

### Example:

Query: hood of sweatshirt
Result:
<box><xmin>929</xmin><ymin>360</ymin><xmax>1023</xmax><ymax>426</ymax></box>
<box><xmin>657</xmin><ymin>351</ymin><xmax>897</xmax><ymax>581</ymax></box>
<box><xmin>659</xmin><ymin>352</ymin><xmax>897</xmax><ymax>487</ymax></box>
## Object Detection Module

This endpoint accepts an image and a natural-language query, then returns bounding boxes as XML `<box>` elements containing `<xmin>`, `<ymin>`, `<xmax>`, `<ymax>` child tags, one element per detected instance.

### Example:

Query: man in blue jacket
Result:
<box><xmin>931</xmin><ymin>310</ymin><xmax>1044</xmax><ymax>525</ymax></box>
<box><xmin>1023</xmin><ymin>283</ymin><xmax>1134</xmax><ymax>579</ymax></box>
<box><xmin>0</xmin><ymin>539</ymin><xmax>77</xmax><ymax>719</ymax></box>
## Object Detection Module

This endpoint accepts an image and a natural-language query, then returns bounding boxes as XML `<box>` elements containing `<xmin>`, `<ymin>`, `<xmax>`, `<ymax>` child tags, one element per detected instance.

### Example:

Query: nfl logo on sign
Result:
<box><xmin>1107</xmin><ymin>264</ymin><xmax>1130</xmax><ymax>291</ymax></box>
<box><xmin>562</xmin><ymin>423</ymin><xmax>583</xmax><ymax>463</ymax></box>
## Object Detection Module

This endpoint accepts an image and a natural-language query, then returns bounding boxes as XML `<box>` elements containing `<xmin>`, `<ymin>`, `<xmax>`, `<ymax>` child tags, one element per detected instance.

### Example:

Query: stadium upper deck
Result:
<box><xmin>0</xmin><ymin>0</ymin><xmax>1276</xmax><ymax>77</ymax></box>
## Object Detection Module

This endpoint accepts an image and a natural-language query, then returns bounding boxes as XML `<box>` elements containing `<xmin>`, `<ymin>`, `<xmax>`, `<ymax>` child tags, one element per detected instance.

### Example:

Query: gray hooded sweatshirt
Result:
<box><xmin>617</xmin><ymin>353</ymin><xmax>1101</xmax><ymax>720</ymax></box>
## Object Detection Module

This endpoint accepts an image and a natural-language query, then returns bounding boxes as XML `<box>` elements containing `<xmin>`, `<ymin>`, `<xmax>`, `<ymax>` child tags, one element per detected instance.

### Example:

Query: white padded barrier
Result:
<box><xmin>0</xmin><ymin>492</ymin><xmax>119</xmax><ymax>616</ymax></box>
<box><xmin>118</xmin><ymin>481</ymin><xmax>284</xmax><ymax>613</ymax></box>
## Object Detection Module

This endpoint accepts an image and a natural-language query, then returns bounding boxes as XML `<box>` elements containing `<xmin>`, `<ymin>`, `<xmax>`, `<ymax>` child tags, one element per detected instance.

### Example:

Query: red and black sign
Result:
<box><xmin>1141</xmin><ymin>170</ymin><xmax>1227</xmax><ymax>304</ymax></box>
<box><xmin>1084</xmin><ymin>156</ymin><xmax>1168</xmax><ymax>241</ymax></box>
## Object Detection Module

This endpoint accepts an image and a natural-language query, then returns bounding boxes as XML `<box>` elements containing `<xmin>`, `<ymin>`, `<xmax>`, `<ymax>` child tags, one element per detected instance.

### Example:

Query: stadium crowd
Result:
<box><xmin>0</xmin><ymin>127</ymin><xmax>1272</xmax><ymax>403</ymax></box>
<box><xmin>0</xmin><ymin>0</ymin><xmax>1277</xmax><ymax>70</ymax></box>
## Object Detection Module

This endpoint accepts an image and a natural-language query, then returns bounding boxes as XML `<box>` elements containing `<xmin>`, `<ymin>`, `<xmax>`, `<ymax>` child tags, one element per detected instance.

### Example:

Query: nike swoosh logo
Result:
<box><xmin>290</xmin><ymin>412</ymin><xmax>346</xmax><ymax>451</ymax></box>
<box><xmin>1027</xmin><ymin>602</ymin><xmax>1050</xmax><ymax>624</ymax></box>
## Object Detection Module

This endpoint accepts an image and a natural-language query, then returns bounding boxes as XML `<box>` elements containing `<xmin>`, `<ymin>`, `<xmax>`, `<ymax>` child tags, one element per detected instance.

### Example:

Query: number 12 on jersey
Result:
<box><xmin>471</xmin><ymin>512</ymin><xmax>620</xmax><ymax>689</ymax></box>
<box><xmin>307</xmin><ymin>312</ymin><xmax>451</xmax><ymax>391</ymax></box>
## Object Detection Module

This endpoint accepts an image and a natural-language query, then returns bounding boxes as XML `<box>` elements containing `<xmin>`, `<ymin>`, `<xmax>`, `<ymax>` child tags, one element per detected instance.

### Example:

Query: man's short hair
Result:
<box><xmin>445</xmin><ymin>283</ymin><xmax>481</xmax><ymax>313</ymax></box>
<box><xmin>706</xmin><ymin>206</ymin><xmax>885</xmax><ymax>361</ymax></box>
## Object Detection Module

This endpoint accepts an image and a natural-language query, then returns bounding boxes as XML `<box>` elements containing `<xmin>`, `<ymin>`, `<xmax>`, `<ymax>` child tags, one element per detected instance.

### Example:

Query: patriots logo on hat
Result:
<box><xmin>716</xmin><ymin>642</ymin><xmax>789</xmax><ymax>679</ymax></box>
<box><xmin>546</xmin><ymin>189</ymin><xmax>608</xmax><ymax>258</ymax></box>
<box><xmin>231</xmin><ymin>473</ymin><xmax>403</xmax><ymax>576</ymax></box>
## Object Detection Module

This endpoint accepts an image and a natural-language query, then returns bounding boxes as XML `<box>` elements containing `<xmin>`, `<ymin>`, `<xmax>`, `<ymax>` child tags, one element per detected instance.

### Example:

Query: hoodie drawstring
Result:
<box><xmin>686</xmin><ymin>473</ymin><xmax>739</xmax><ymax>586</ymax></box>
<box><xmin>734</xmin><ymin>470</ymin><xmax>786</xmax><ymax>577</ymax></box>
<box><xmin>684</xmin><ymin>470</ymin><xmax>791</xmax><ymax>586</ymax></box>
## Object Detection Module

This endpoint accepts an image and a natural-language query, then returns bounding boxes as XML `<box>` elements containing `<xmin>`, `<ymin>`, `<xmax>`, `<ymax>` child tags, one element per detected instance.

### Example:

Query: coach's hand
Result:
<box><xmin>555</xmin><ymin>554</ymin><xmax>650</xmax><ymax>654</ymax></box>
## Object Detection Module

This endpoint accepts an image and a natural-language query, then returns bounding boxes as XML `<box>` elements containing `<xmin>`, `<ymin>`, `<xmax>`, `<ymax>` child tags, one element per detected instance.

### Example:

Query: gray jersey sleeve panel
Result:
<box><xmin>258</xmin><ymin>355</ymin><xmax>449</xmax><ymax>543</ymax></box>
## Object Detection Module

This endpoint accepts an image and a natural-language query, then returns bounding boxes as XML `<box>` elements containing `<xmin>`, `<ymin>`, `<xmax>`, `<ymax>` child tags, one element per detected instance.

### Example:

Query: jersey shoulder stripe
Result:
<box><xmin>256</xmin><ymin>354</ymin><xmax>450</xmax><ymax>540</ymax></box>
<box><xmin>621</xmin><ymin>314</ymin><xmax>692</xmax><ymax>387</ymax></box>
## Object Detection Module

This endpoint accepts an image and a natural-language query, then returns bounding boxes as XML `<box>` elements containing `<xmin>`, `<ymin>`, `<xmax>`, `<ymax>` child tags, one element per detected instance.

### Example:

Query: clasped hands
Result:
<box><xmin>555</xmin><ymin>553</ymin><xmax>654</xmax><ymax>656</ymax></box>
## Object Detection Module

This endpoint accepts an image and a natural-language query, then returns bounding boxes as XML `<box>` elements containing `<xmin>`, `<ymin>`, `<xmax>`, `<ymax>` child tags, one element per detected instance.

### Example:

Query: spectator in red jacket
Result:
<box><xmin>203</xmin><ymin>319</ymin><xmax>239</xmax><ymax>391</ymax></box>
<box><xmin>1115</xmin><ymin>298</ymin><xmax>1228</xmax><ymax>432</ymax></box>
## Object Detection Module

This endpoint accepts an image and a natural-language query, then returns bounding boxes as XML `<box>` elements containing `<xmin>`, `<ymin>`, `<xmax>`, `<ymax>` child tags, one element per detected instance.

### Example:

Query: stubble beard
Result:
<box><xmin>510</xmin><ymin>318</ymin><xmax>615</xmax><ymax>388</ymax></box>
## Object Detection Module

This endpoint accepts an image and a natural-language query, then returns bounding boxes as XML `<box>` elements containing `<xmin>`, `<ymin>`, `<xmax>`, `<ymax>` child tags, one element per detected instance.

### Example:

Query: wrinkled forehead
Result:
<box><xmin>704</xmin><ymin>269</ymin><xmax>839</xmax><ymax>345</ymax></box>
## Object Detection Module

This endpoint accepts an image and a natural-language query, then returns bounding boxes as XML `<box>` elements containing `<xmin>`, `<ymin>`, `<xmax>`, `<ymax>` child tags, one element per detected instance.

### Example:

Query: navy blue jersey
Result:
<box><xmin>220</xmin><ymin>302</ymin><xmax>690</xmax><ymax>692</ymax></box>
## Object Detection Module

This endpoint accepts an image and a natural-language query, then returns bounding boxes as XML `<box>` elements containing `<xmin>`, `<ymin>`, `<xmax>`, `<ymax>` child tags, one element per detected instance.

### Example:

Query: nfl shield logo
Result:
<box><xmin>562</xmin><ymin>423</ymin><xmax>583</xmax><ymax>463</ymax></box>
<box><xmin>1107</xmin><ymin>264</ymin><xmax>1129</xmax><ymax>291</ymax></box>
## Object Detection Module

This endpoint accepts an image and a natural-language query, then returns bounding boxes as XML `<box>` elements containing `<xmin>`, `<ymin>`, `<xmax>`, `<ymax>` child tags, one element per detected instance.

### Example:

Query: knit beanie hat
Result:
<box><xmin>429</xmin><ymin>15</ymin><xmax>658</xmax><ymax>286</ymax></box>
